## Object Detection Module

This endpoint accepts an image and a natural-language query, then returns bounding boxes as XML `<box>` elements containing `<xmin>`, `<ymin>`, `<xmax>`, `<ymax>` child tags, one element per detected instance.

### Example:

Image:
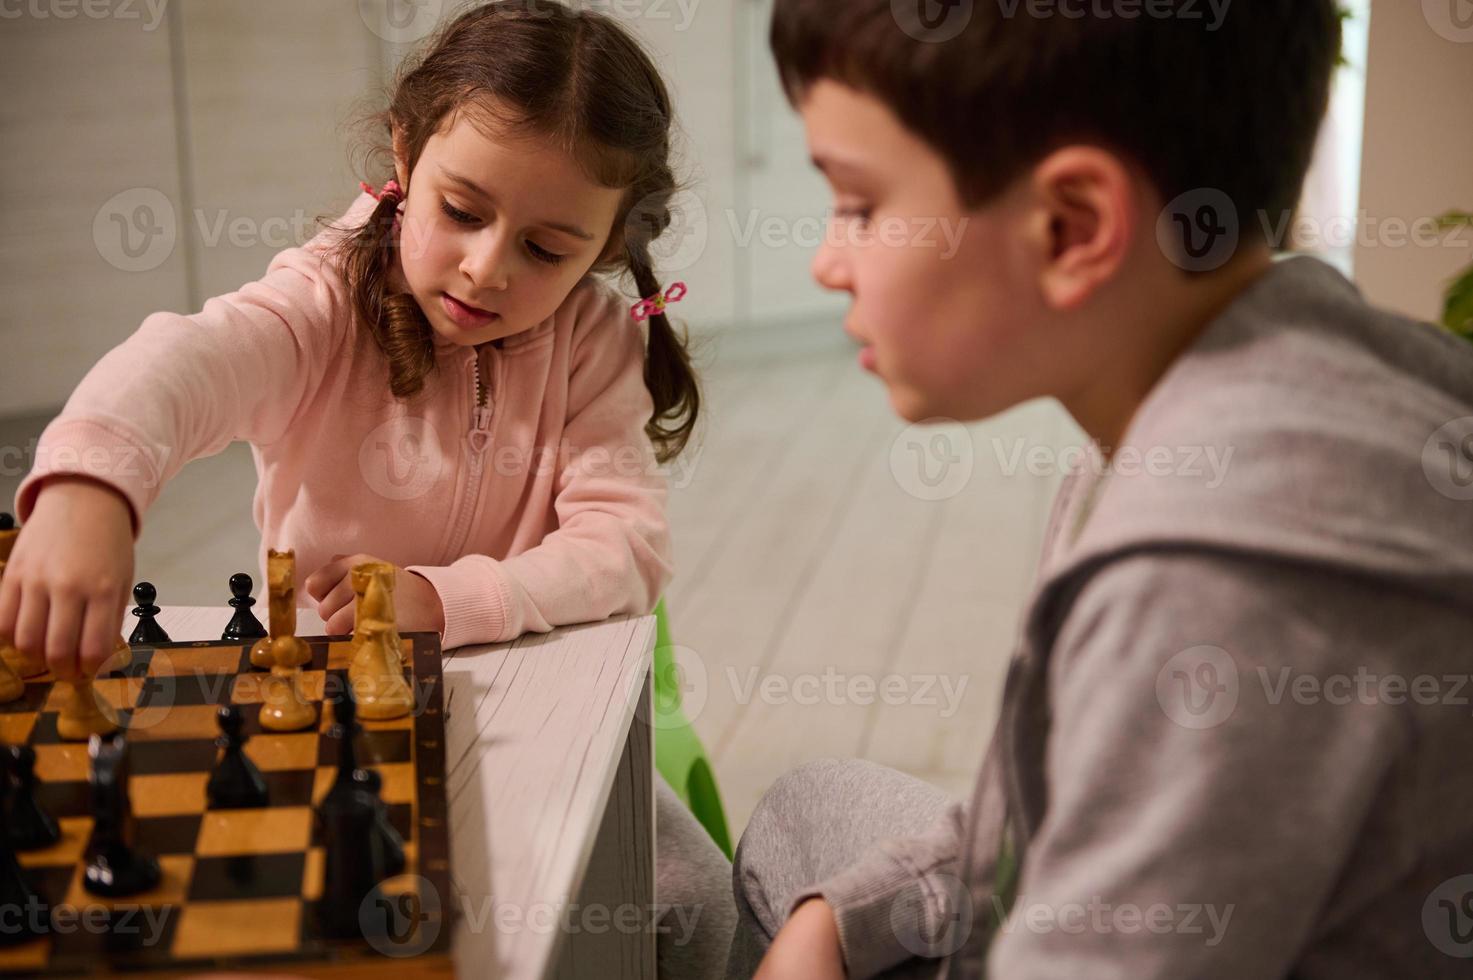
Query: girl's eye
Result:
<box><xmin>526</xmin><ymin>241</ymin><xmax>566</xmax><ymax>266</ymax></box>
<box><xmin>441</xmin><ymin>200</ymin><xmax>478</xmax><ymax>225</ymax></box>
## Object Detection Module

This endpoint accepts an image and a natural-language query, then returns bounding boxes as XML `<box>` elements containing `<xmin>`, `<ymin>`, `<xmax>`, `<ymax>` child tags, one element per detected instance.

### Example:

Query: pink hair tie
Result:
<box><xmin>631</xmin><ymin>281</ymin><xmax>688</xmax><ymax>321</ymax></box>
<box><xmin>359</xmin><ymin>178</ymin><xmax>404</xmax><ymax>204</ymax></box>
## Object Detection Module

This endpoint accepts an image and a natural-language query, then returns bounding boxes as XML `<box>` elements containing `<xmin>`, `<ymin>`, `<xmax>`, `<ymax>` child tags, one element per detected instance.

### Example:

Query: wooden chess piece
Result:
<box><xmin>349</xmin><ymin>560</ymin><xmax>408</xmax><ymax>664</ymax></box>
<box><xmin>250</xmin><ymin>550</ymin><xmax>310</xmax><ymax>670</ymax></box>
<box><xmin>207</xmin><ymin>704</ymin><xmax>269</xmax><ymax>808</ymax></box>
<box><xmin>0</xmin><ymin>647</ymin><xmax>21</xmax><ymax>704</ymax></box>
<box><xmin>259</xmin><ymin>635</ymin><xmax>317</xmax><ymax>733</ymax></box>
<box><xmin>349</xmin><ymin>566</ymin><xmax>413</xmax><ymax>721</ymax></box>
<box><xmin>57</xmin><ymin>678</ymin><xmax>120</xmax><ymax>741</ymax></box>
<box><xmin>3</xmin><ymin>745</ymin><xmax>60</xmax><ymax>852</ymax></box>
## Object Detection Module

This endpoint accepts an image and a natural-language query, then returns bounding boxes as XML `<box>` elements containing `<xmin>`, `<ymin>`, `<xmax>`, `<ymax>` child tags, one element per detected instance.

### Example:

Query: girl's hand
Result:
<box><xmin>754</xmin><ymin>898</ymin><xmax>847</xmax><ymax>980</ymax></box>
<box><xmin>0</xmin><ymin>476</ymin><xmax>135</xmax><ymax>681</ymax></box>
<box><xmin>304</xmin><ymin>553</ymin><xmax>445</xmax><ymax>636</ymax></box>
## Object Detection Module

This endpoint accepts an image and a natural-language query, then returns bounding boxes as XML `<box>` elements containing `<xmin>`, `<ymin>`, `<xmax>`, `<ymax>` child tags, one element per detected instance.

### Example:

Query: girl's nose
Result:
<box><xmin>460</xmin><ymin>231</ymin><xmax>511</xmax><ymax>291</ymax></box>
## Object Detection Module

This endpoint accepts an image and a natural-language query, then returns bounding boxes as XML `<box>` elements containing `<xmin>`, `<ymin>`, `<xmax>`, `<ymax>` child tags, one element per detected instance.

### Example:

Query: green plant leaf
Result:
<box><xmin>1437</xmin><ymin>210</ymin><xmax>1473</xmax><ymax>231</ymax></box>
<box><xmin>1445</xmin><ymin>266</ymin><xmax>1473</xmax><ymax>339</ymax></box>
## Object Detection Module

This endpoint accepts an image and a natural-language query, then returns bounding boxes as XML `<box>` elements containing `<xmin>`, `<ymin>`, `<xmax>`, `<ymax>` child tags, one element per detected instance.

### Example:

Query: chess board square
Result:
<box><xmin>16</xmin><ymin>816</ymin><xmax>92</xmax><ymax>869</ymax></box>
<box><xmin>302</xmin><ymin>847</ymin><xmax>325</xmax><ymax>902</ymax></box>
<box><xmin>131</xmin><ymin>773</ymin><xmax>208</xmax><ymax>818</ymax></box>
<box><xmin>316</xmin><ymin>698</ymin><xmax>415</xmax><ymax>735</ymax></box>
<box><xmin>308</xmin><ymin>762</ymin><xmax>416</xmax><ymax>807</ymax></box>
<box><xmin>171</xmin><ymin>897</ymin><xmax>301</xmax><ymax>960</ymax></box>
<box><xmin>254</xmin><ymin>768</ymin><xmax>317</xmax><ymax>809</ymax></box>
<box><xmin>141</xmin><ymin>671</ymin><xmax>236</xmax><ymax>708</ymax></box>
<box><xmin>195</xmin><ymin>807</ymin><xmax>311</xmax><ymax>857</ymax></box>
<box><xmin>186</xmin><ymin>853</ymin><xmax>306</xmax><ymax>902</ymax></box>
<box><xmin>127</xmin><ymin>704</ymin><xmax>220</xmax><ymax>741</ymax></box>
<box><xmin>148</xmin><ymin>645</ymin><xmax>241</xmax><ymax>676</ymax></box>
<box><xmin>60</xmin><ymin>854</ymin><xmax>193</xmax><ymax>910</ymax></box>
<box><xmin>0</xmin><ymin>711</ymin><xmax>35</xmax><ymax>744</ymax></box>
<box><xmin>135</xmin><ymin>814</ymin><xmax>202</xmax><ymax>856</ymax></box>
<box><xmin>27</xmin><ymin>709</ymin><xmax>133</xmax><ymax>746</ymax></box>
<box><xmin>317</xmin><ymin>727</ymin><xmax>412</xmax><ymax>766</ymax></box>
<box><xmin>44</xmin><ymin>901</ymin><xmax>182</xmax><ymax>965</ymax></box>
<box><xmin>33</xmin><ymin>743</ymin><xmax>90</xmax><ymax>782</ymax></box>
<box><xmin>130</xmin><ymin>738</ymin><xmax>219</xmax><ymax>776</ymax></box>
<box><xmin>0</xmin><ymin>683</ymin><xmax>53</xmax><ymax>715</ymax></box>
<box><xmin>243</xmin><ymin>732</ymin><xmax>319</xmax><ymax>771</ymax></box>
<box><xmin>231</xmin><ymin>669</ymin><xmax>327</xmax><ymax>705</ymax></box>
<box><xmin>21</xmin><ymin>864</ymin><xmax>78</xmax><ymax>909</ymax></box>
<box><xmin>92</xmin><ymin>676</ymin><xmax>146</xmax><ymax>709</ymax></box>
<box><xmin>0</xmin><ymin>934</ymin><xmax>50</xmax><ymax>972</ymax></box>
<box><xmin>310</xmin><ymin>802</ymin><xmax>414</xmax><ymax>849</ymax></box>
<box><xmin>33</xmin><ymin>779</ymin><xmax>91</xmax><ymax>819</ymax></box>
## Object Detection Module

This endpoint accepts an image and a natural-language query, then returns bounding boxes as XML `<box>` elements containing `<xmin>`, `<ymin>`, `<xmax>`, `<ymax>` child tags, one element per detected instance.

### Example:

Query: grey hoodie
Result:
<box><xmin>806</xmin><ymin>257</ymin><xmax>1473</xmax><ymax>978</ymax></box>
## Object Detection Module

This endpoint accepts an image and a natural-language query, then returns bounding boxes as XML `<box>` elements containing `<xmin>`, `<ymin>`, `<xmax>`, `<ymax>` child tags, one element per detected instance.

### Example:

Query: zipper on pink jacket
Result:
<box><xmin>445</xmin><ymin>348</ymin><xmax>494</xmax><ymax>561</ymax></box>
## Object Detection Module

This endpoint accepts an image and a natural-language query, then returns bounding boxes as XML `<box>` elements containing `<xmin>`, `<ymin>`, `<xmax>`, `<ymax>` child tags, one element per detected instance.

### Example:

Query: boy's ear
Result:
<box><xmin>1028</xmin><ymin>147</ymin><xmax>1135</xmax><ymax>311</ymax></box>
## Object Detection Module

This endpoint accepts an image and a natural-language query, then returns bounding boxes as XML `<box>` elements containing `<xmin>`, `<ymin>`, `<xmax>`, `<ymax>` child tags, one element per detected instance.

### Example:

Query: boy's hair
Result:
<box><xmin>771</xmin><ymin>0</ymin><xmax>1342</xmax><ymax>236</ymax></box>
<box><xmin>331</xmin><ymin>0</ymin><xmax>698</xmax><ymax>462</ymax></box>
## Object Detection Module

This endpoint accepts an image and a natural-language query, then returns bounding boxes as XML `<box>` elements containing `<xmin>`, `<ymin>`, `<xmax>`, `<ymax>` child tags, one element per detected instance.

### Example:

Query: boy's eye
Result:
<box><xmin>526</xmin><ymin>241</ymin><xmax>566</xmax><ymax>266</ymax></box>
<box><xmin>441</xmin><ymin>200</ymin><xmax>478</xmax><ymax>225</ymax></box>
<box><xmin>834</xmin><ymin>205</ymin><xmax>873</xmax><ymax>225</ymax></box>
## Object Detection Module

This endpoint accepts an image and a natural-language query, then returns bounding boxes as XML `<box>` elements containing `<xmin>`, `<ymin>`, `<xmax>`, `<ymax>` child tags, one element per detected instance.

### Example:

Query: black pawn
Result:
<box><xmin>316</xmin><ymin>782</ymin><xmax>383</xmax><ymax>940</ymax></box>
<box><xmin>82</xmin><ymin>734</ymin><xmax>161</xmax><ymax>898</ymax></box>
<box><xmin>0</xmin><ymin>827</ymin><xmax>46</xmax><ymax>946</ymax></box>
<box><xmin>221</xmin><ymin>573</ymin><xmax>267</xmax><ymax>642</ymax></box>
<box><xmin>206</xmin><ymin>705</ymin><xmax>269</xmax><ymax>809</ymax></box>
<box><xmin>3</xmin><ymin>746</ymin><xmax>60</xmax><ymax>852</ymax></box>
<box><xmin>354</xmin><ymin>767</ymin><xmax>406</xmax><ymax>879</ymax></box>
<box><xmin>127</xmin><ymin>582</ymin><xmax>171</xmax><ymax>645</ymax></box>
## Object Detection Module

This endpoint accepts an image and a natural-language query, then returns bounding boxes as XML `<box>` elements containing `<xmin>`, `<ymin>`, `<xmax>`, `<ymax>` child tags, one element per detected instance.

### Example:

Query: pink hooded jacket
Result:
<box><xmin>14</xmin><ymin>191</ymin><xmax>673</xmax><ymax>650</ymax></box>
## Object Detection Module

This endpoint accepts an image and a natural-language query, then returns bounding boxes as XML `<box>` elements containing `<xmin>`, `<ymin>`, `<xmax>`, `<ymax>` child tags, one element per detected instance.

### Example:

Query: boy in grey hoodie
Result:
<box><xmin>725</xmin><ymin>2</ymin><xmax>1473</xmax><ymax>978</ymax></box>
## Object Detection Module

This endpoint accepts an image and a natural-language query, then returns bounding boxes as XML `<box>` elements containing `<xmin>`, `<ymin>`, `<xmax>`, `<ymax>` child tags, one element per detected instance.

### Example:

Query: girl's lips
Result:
<box><xmin>442</xmin><ymin>292</ymin><xmax>498</xmax><ymax>329</ymax></box>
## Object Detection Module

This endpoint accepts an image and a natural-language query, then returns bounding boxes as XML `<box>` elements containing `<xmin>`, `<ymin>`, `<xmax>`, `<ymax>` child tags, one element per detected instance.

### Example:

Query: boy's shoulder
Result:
<box><xmin>1049</xmin><ymin>256</ymin><xmax>1473</xmax><ymax>610</ymax></box>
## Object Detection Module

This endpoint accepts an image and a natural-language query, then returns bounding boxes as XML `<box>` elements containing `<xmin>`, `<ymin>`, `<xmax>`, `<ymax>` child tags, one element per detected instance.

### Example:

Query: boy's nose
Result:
<box><xmin>811</xmin><ymin>239</ymin><xmax>852</xmax><ymax>293</ymax></box>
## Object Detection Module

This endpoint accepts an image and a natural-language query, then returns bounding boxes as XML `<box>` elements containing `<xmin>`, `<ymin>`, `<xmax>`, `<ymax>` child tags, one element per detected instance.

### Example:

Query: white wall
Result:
<box><xmin>1354</xmin><ymin>0</ymin><xmax>1473</xmax><ymax>324</ymax></box>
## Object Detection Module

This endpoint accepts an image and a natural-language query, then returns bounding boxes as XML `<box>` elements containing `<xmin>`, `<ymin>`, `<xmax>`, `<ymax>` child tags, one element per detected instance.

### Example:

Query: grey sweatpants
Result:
<box><xmin>724</xmin><ymin>758</ymin><xmax>954</xmax><ymax>980</ymax></box>
<box><xmin>657</xmin><ymin>773</ymin><xmax>738</xmax><ymax>979</ymax></box>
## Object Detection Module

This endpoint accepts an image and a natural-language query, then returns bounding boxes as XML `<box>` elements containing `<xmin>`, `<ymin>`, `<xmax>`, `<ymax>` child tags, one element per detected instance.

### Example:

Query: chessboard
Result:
<box><xmin>0</xmin><ymin>632</ymin><xmax>454</xmax><ymax>978</ymax></box>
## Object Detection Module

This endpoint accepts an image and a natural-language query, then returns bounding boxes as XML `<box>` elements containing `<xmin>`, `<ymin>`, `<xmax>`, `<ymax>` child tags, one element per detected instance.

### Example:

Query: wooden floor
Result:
<box><xmin>0</xmin><ymin>332</ymin><xmax>1077</xmax><ymax>840</ymax></box>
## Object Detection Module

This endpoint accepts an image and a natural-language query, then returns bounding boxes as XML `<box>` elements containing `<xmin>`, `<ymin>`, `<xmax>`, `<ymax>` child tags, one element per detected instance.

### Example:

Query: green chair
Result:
<box><xmin>652</xmin><ymin>598</ymin><xmax>733</xmax><ymax>858</ymax></box>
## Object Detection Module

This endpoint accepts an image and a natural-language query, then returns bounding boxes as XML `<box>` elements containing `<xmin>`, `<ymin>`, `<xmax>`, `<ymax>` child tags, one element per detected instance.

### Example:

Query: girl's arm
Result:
<box><xmin>15</xmin><ymin>238</ymin><xmax>350</xmax><ymax>531</ymax></box>
<box><xmin>407</xmin><ymin>296</ymin><xmax>673</xmax><ymax>649</ymax></box>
